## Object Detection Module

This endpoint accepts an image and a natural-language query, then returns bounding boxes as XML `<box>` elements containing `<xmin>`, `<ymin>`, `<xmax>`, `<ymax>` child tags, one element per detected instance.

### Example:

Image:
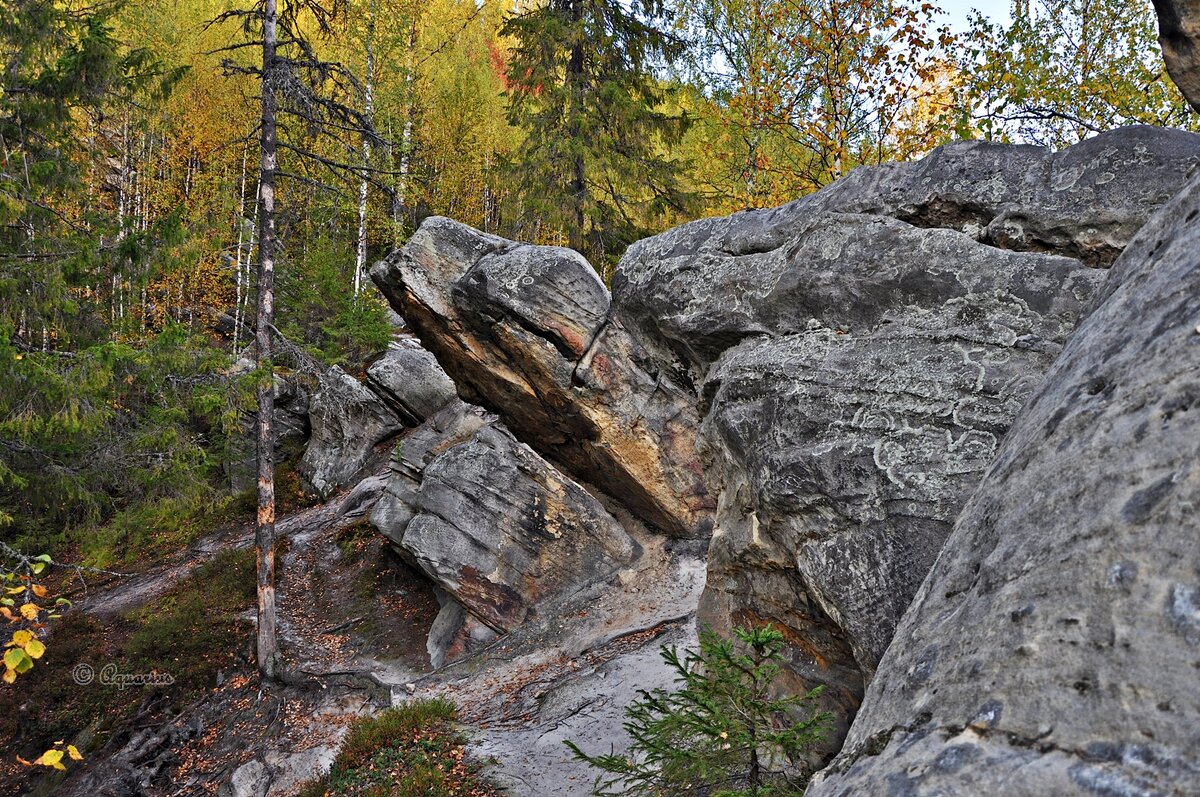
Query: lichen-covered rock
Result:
<box><xmin>806</xmin><ymin>173</ymin><xmax>1200</xmax><ymax>797</ymax></box>
<box><xmin>610</xmin><ymin>128</ymin><xmax>1200</xmax><ymax>753</ymax></box>
<box><xmin>370</xmin><ymin>400</ymin><xmax>637</xmax><ymax>642</ymax></box>
<box><xmin>361</xmin><ymin>127</ymin><xmax>1198</xmax><ymax>767</ymax></box>
<box><xmin>1155</xmin><ymin>0</ymin><xmax>1200</xmax><ymax>111</ymax></box>
<box><xmin>365</xmin><ymin>337</ymin><xmax>458</xmax><ymax>425</ymax></box>
<box><xmin>369</xmin><ymin>218</ymin><xmax>713</xmax><ymax>538</ymax></box>
<box><xmin>615</xmin><ymin>127</ymin><xmax>1200</xmax><ymax>379</ymax></box>
<box><xmin>691</xmin><ymin>220</ymin><xmax>1104</xmax><ymax>748</ymax></box>
<box><xmin>298</xmin><ymin>366</ymin><xmax>404</xmax><ymax>499</ymax></box>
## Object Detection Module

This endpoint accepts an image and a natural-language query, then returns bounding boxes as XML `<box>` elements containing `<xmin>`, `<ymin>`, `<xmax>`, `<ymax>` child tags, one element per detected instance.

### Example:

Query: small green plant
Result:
<box><xmin>567</xmin><ymin>624</ymin><xmax>831</xmax><ymax>797</ymax></box>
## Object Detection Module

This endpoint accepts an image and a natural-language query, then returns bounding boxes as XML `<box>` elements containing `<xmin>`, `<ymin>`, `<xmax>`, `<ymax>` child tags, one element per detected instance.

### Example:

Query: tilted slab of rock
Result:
<box><xmin>299</xmin><ymin>336</ymin><xmax>460</xmax><ymax>500</ymax></box>
<box><xmin>370</xmin><ymin>218</ymin><xmax>713</xmax><ymax>538</ymax></box>
<box><xmin>371</xmin><ymin>400</ymin><xmax>638</xmax><ymax>642</ymax></box>
<box><xmin>807</xmin><ymin>171</ymin><xmax>1200</xmax><ymax>797</ymax></box>
<box><xmin>1154</xmin><ymin>0</ymin><xmax>1200</xmax><ymax>111</ymax></box>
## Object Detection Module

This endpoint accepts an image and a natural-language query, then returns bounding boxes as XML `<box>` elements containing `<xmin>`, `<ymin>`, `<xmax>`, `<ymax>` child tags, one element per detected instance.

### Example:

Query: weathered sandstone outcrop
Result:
<box><xmin>806</xmin><ymin>165</ymin><xmax>1200</xmax><ymax>797</ymax></box>
<box><xmin>298</xmin><ymin>336</ymin><xmax>458</xmax><ymax>499</ymax></box>
<box><xmin>365</xmin><ymin>338</ymin><xmax>458</xmax><ymax>425</ymax></box>
<box><xmin>298</xmin><ymin>365</ymin><xmax>405</xmax><ymax>499</ymax></box>
<box><xmin>370</xmin><ymin>400</ymin><xmax>637</xmax><ymax>663</ymax></box>
<box><xmin>615</xmin><ymin>126</ymin><xmax>1200</xmax><ymax>380</ymax></box>
<box><xmin>614</xmin><ymin>126</ymin><xmax>1200</xmax><ymax>745</ymax></box>
<box><xmin>369</xmin><ymin>125</ymin><xmax>1200</xmax><ymax>760</ymax></box>
<box><xmin>369</xmin><ymin>220</ymin><xmax>714</xmax><ymax>538</ymax></box>
<box><xmin>1154</xmin><ymin>0</ymin><xmax>1200</xmax><ymax>111</ymax></box>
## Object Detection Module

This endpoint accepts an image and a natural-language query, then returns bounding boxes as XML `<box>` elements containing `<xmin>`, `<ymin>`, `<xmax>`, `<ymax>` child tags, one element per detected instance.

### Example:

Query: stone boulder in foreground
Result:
<box><xmin>371</xmin><ymin>400</ymin><xmax>637</xmax><ymax>664</ymax></box>
<box><xmin>369</xmin><ymin>126</ymin><xmax>1200</xmax><ymax>756</ymax></box>
<box><xmin>807</xmin><ymin>169</ymin><xmax>1200</xmax><ymax>796</ymax></box>
<box><xmin>615</xmin><ymin>125</ymin><xmax>1200</xmax><ymax>745</ymax></box>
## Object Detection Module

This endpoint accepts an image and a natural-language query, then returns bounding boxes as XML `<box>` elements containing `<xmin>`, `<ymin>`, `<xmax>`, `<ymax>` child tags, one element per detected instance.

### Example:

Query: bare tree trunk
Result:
<box><xmin>394</xmin><ymin>19</ymin><xmax>418</xmax><ymax>239</ymax></box>
<box><xmin>255</xmin><ymin>0</ymin><xmax>280</xmax><ymax>682</ymax></box>
<box><xmin>354</xmin><ymin>0</ymin><xmax>377</xmax><ymax>298</ymax></box>
<box><xmin>234</xmin><ymin>138</ymin><xmax>249</xmax><ymax>353</ymax></box>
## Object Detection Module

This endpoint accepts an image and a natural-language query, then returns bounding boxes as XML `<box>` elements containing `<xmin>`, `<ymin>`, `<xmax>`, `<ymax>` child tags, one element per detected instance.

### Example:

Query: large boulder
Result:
<box><xmin>371</xmin><ymin>400</ymin><xmax>638</xmax><ymax>646</ymax></box>
<box><xmin>689</xmin><ymin>219</ymin><xmax>1104</xmax><ymax>747</ymax></box>
<box><xmin>298</xmin><ymin>337</ymin><xmax>461</xmax><ymax>499</ymax></box>
<box><xmin>365</xmin><ymin>336</ymin><xmax>458</xmax><ymax>425</ymax></box>
<box><xmin>615</xmin><ymin>127</ymin><xmax>1200</xmax><ymax>380</ymax></box>
<box><xmin>806</xmin><ymin>171</ymin><xmax>1200</xmax><ymax>797</ymax></box>
<box><xmin>1154</xmin><ymin>0</ymin><xmax>1200</xmax><ymax>111</ymax></box>
<box><xmin>369</xmin><ymin>220</ymin><xmax>713</xmax><ymax>538</ymax></box>
<box><xmin>364</xmin><ymin>127</ymin><xmax>1199</xmax><ymax>760</ymax></box>
<box><xmin>612</xmin><ymin>126</ymin><xmax>1200</xmax><ymax>749</ymax></box>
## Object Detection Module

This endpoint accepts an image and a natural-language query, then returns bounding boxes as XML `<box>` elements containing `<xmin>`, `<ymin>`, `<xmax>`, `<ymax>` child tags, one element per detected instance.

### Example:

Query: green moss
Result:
<box><xmin>0</xmin><ymin>548</ymin><xmax>258</xmax><ymax>768</ymax></box>
<box><xmin>297</xmin><ymin>699</ymin><xmax>503</xmax><ymax>797</ymax></box>
<box><xmin>123</xmin><ymin>548</ymin><xmax>256</xmax><ymax>691</ymax></box>
<box><xmin>77</xmin><ymin>490</ymin><xmax>243</xmax><ymax>569</ymax></box>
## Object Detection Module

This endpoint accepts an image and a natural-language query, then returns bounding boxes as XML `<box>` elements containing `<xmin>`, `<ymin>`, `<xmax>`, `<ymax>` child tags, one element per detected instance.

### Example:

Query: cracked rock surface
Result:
<box><xmin>614</xmin><ymin>126</ymin><xmax>1199</xmax><ymax>751</ymax></box>
<box><xmin>806</xmin><ymin>169</ymin><xmax>1200</xmax><ymax>796</ymax></box>
<box><xmin>369</xmin><ymin>219</ymin><xmax>714</xmax><ymax>538</ymax></box>
<box><xmin>371</xmin><ymin>400</ymin><xmax>637</xmax><ymax>643</ymax></box>
<box><xmin>366</xmin><ymin>125</ymin><xmax>1200</xmax><ymax>786</ymax></box>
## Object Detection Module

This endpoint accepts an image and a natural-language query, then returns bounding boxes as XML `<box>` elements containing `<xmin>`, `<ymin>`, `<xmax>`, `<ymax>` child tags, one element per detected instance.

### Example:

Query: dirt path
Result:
<box><xmin>413</xmin><ymin>526</ymin><xmax>709</xmax><ymax>796</ymax></box>
<box><xmin>77</xmin><ymin>472</ymin><xmax>386</xmax><ymax>620</ymax></box>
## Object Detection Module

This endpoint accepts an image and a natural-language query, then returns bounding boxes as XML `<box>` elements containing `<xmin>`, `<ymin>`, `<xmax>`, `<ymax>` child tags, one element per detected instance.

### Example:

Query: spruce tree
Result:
<box><xmin>568</xmin><ymin>625</ymin><xmax>831</xmax><ymax>796</ymax></box>
<box><xmin>501</xmin><ymin>0</ymin><xmax>692</xmax><ymax>272</ymax></box>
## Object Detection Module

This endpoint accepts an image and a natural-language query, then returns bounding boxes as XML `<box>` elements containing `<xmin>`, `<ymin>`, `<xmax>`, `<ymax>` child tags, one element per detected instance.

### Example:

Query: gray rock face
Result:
<box><xmin>807</xmin><ymin>174</ymin><xmax>1200</xmax><ymax>797</ymax></box>
<box><xmin>365</xmin><ymin>337</ymin><xmax>458</xmax><ymax>425</ymax></box>
<box><xmin>611</xmin><ymin>126</ymin><xmax>1200</xmax><ymax>751</ymax></box>
<box><xmin>273</xmin><ymin>374</ymin><xmax>311</xmax><ymax>457</ymax></box>
<box><xmin>298</xmin><ymin>366</ymin><xmax>404</xmax><ymax>499</ymax></box>
<box><xmin>689</xmin><ymin>222</ymin><xmax>1104</xmax><ymax>748</ymax></box>
<box><xmin>371</xmin><ymin>400</ymin><xmax>637</xmax><ymax>643</ymax></box>
<box><xmin>361</xmin><ymin>127</ymin><xmax>1198</xmax><ymax>771</ymax></box>
<box><xmin>369</xmin><ymin>219</ymin><xmax>714</xmax><ymax>538</ymax></box>
<box><xmin>616</xmin><ymin>127</ymin><xmax>1200</xmax><ymax>380</ymax></box>
<box><xmin>1154</xmin><ymin>0</ymin><xmax>1200</xmax><ymax>111</ymax></box>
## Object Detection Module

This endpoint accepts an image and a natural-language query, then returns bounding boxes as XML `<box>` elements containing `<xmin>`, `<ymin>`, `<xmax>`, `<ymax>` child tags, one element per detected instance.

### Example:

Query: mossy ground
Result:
<box><xmin>298</xmin><ymin>699</ymin><xmax>504</xmax><ymax>797</ymax></box>
<box><xmin>0</xmin><ymin>548</ymin><xmax>257</xmax><ymax>787</ymax></box>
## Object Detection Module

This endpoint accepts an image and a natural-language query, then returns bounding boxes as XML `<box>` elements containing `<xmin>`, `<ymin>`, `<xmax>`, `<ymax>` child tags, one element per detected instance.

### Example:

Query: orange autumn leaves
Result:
<box><xmin>3</xmin><ymin>555</ymin><xmax>60</xmax><ymax>683</ymax></box>
<box><xmin>2</xmin><ymin>553</ymin><xmax>83</xmax><ymax>771</ymax></box>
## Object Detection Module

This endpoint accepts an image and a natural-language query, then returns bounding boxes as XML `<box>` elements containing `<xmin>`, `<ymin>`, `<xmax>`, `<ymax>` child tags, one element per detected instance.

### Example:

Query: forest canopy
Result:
<box><xmin>0</xmin><ymin>0</ymin><xmax>1194</xmax><ymax>566</ymax></box>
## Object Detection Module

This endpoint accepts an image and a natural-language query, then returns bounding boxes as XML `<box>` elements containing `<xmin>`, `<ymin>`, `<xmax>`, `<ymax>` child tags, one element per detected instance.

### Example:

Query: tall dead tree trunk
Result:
<box><xmin>255</xmin><ymin>0</ymin><xmax>279</xmax><ymax>681</ymax></box>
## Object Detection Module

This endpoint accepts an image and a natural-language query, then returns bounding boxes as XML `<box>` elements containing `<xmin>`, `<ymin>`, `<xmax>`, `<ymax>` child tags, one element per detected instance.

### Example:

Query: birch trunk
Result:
<box><xmin>354</xmin><ymin>0</ymin><xmax>377</xmax><ymax>297</ymax></box>
<box><xmin>394</xmin><ymin>20</ymin><xmax>418</xmax><ymax>237</ymax></box>
<box><xmin>255</xmin><ymin>0</ymin><xmax>280</xmax><ymax>681</ymax></box>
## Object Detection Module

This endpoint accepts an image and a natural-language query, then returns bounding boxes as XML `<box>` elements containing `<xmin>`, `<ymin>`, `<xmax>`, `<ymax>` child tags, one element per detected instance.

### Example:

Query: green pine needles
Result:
<box><xmin>567</xmin><ymin>624</ymin><xmax>832</xmax><ymax>797</ymax></box>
